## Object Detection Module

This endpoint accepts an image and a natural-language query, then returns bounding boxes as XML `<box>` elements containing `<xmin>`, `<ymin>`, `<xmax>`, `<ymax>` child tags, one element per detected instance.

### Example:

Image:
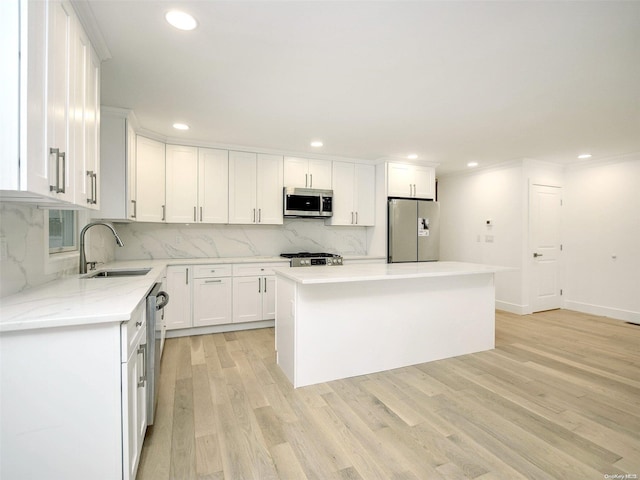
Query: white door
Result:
<box><xmin>228</xmin><ymin>151</ymin><xmax>257</xmax><ymax>224</ymax></box>
<box><xmin>308</xmin><ymin>159</ymin><xmax>332</xmax><ymax>189</ymax></box>
<box><xmin>165</xmin><ymin>145</ymin><xmax>198</xmax><ymax>223</ymax></box>
<box><xmin>262</xmin><ymin>276</ymin><xmax>277</xmax><ymax>320</ymax></box>
<box><xmin>530</xmin><ymin>184</ymin><xmax>562</xmax><ymax>312</ymax></box>
<box><xmin>232</xmin><ymin>276</ymin><xmax>262</xmax><ymax>323</ymax></box>
<box><xmin>193</xmin><ymin>277</ymin><xmax>232</xmax><ymax>326</ymax></box>
<box><xmin>330</xmin><ymin>162</ymin><xmax>355</xmax><ymax>225</ymax></box>
<box><xmin>283</xmin><ymin>157</ymin><xmax>309</xmax><ymax>188</ymax></box>
<box><xmin>198</xmin><ymin>148</ymin><xmax>228</xmax><ymax>223</ymax></box>
<box><xmin>164</xmin><ymin>266</ymin><xmax>192</xmax><ymax>330</ymax></box>
<box><xmin>388</xmin><ymin>163</ymin><xmax>413</xmax><ymax>197</ymax></box>
<box><xmin>354</xmin><ymin>164</ymin><xmax>375</xmax><ymax>226</ymax></box>
<box><xmin>136</xmin><ymin>136</ymin><xmax>165</xmax><ymax>222</ymax></box>
<box><xmin>413</xmin><ymin>166</ymin><xmax>435</xmax><ymax>200</ymax></box>
<box><xmin>256</xmin><ymin>154</ymin><xmax>283</xmax><ymax>224</ymax></box>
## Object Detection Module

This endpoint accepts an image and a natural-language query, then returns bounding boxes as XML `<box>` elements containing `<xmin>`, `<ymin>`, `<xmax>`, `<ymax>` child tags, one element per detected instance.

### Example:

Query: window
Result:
<box><xmin>48</xmin><ymin>210</ymin><xmax>77</xmax><ymax>254</ymax></box>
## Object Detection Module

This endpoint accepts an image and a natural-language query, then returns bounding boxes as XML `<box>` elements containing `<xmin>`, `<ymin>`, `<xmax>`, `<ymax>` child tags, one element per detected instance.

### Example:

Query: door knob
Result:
<box><xmin>533</xmin><ymin>252</ymin><xmax>543</xmax><ymax>258</ymax></box>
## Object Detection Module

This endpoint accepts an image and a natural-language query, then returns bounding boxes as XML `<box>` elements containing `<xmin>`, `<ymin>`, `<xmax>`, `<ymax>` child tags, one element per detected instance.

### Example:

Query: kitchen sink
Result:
<box><xmin>86</xmin><ymin>268</ymin><xmax>152</xmax><ymax>278</ymax></box>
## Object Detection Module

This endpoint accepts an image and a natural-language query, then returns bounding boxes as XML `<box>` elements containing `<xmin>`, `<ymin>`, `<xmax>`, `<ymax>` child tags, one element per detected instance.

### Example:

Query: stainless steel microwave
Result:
<box><xmin>283</xmin><ymin>187</ymin><xmax>333</xmax><ymax>218</ymax></box>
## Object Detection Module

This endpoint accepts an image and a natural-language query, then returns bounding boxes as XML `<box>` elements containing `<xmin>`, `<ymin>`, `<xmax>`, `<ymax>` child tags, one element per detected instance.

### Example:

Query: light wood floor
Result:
<box><xmin>137</xmin><ymin>310</ymin><xmax>640</xmax><ymax>479</ymax></box>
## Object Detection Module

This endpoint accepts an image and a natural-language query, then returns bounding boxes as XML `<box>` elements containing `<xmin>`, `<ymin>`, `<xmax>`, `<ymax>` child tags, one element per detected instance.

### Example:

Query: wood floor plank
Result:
<box><xmin>137</xmin><ymin>310</ymin><xmax>640</xmax><ymax>480</ymax></box>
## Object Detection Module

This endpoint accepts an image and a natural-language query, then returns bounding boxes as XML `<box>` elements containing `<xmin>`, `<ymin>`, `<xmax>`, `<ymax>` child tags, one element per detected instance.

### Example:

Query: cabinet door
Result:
<box><xmin>232</xmin><ymin>276</ymin><xmax>262</xmax><ymax>323</ymax></box>
<box><xmin>136</xmin><ymin>136</ymin><xmax>166</xmax><ymax>222</ymax></box>
<box><xmin>85</xmin><ymin>47</ymin><xmax>100</xmax><ymax>208</ymax></box>
<box><xmin>354</xmin><ymin>164</ymin><xmax>375</xmax><ymax>225</ymax></box>
<box><xmin>387</xmin><ymin>163</ymin><xmax>413</xmax><ymax>198</ymax></box>
<box><xmin>123</xmin><ymin>333</ymin><xmax>146</xmax><ymax>480</ymax></box>
<box><xmin>256</xmin><ymin>154</ymin><xmax>283</xmax><ymax>225</ymax></box>
<box><xmin>308</xmin><ymin>159</ymin><xmax>332</xmax><ymax>189</ymax></box>
<box><xmin>127</xmin><ymin>122</ymin><xmax>137</xmax><ymax>220</ymax></box>
<box><xmin>165</xmin><ymin>145</ymin><xmax>198</xmax><ymax>223</ymax></box>
<box><xmin>283</xmin><ymin>157</ymin><xmax>309</xmax><ymax>188</ymax></box>
<box><xmin>193</xmin><ymin>277</ymin><xmax>232</xmax><ymax>326</ymax></box>
<box><xmin>228</xmin><ymin>151</ymin><xmax>257</xmax><ymax>224</ymax></box>
<box><xmin>262</xmin><ymin>276</ymin><xmax>277</xmax><ymax>320</ymax></box>
<box><xmin>47</xmin><ymin>0</ymin><xmax>74</xmax><ymax>202</ymax></box>
<box><xmin>165</xmin><ymin>266</ymin><xmax>192</xmax><ymax>330</ymax></box>
<box><xmin>413</xmin><ymin>165</ymin><xmax>435</xmax><ymax>199</ymax></box>
<box><xmin>328</xmin><ymin>161</ymin><xmax>355</xmax><ymax>225</ymax></box>
<box><xmin>198</xmin><ymin>148</ymin><xmax>228</xmax><ymax>223</ymax></box>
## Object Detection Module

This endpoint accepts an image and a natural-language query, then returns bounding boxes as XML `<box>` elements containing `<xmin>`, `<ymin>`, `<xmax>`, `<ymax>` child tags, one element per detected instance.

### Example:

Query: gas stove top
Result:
<box><xmin>280</xmin><ymin>252</ymin><xmax>343</xmax><ymax>267</ymax></box>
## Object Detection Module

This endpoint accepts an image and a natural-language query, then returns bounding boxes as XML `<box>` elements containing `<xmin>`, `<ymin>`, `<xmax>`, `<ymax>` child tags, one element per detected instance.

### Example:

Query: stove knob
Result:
<box><xmin>338</xmin><ymin>258</ymin><xmax>342</xmax><ymax>264</ymax></box>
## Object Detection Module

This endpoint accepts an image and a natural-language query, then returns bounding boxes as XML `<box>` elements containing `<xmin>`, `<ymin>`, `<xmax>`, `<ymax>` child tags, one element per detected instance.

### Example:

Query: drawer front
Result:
<box><xmin>121</xmin><ymin>300</ymin><xmax>146</xmax><ymax>362</ymax></box>
<box><xmin>193</xmin><ymin>264</ymin><xmax>232</xmax><ymax>278</ymax></box>
<box><xmin>232</xmin><ymin>262</ymin><xmax>289</xmax><ymax>277</ymax></box>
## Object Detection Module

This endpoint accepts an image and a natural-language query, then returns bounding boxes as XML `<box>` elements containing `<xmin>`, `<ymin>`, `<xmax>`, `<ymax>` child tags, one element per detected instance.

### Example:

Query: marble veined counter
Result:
<box><xmin>0</xmin><ymin>256</ymin><xmax>288</xmax><ymax>333</ymax></box>
<box><xmin>274</xmin><ymin>261</ymin><xmax>510</xmax><ymax>285</ymax></box>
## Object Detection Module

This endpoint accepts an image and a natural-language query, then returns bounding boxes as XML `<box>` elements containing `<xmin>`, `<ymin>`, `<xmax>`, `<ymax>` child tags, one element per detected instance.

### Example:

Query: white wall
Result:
<box><xmin>562</xmin><ymin>155</ymin><xmax>640</xmax><ymax>322</ymax></box>
<box><xmin>113</xmin><ymin>219</ymin><xmax>367</xmax><ymax>260</ymax></box>
<box><xmin>438</xmin><ymin>162</ymin><xmax>525</xmax><ymax>313</ymax></box>
<box><xmin>0</xmin><ymin>204</ymin><xmax>116</xmax><ymax>298</ymax></box>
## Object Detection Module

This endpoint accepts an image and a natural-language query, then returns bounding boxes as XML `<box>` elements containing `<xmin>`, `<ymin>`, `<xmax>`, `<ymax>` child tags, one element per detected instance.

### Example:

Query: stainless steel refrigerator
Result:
<box><xmin>388</xmin><ymin>199</ymin><xmax>440</xmax><ymax>263</ymax></box>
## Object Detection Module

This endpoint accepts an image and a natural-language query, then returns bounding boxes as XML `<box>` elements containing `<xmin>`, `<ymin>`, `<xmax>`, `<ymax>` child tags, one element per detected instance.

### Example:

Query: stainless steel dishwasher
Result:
<box><xmin>146</xmin><ymin>282</ymin><xmax>169</xmax><ymax>425</ymax></box>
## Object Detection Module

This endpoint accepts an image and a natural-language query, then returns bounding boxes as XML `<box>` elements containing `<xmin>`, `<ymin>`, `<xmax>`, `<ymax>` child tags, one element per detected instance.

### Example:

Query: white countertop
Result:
<box><xmin>0</xmin><ymin>256</ymin><xmax>293</xmax><ymax>333</ymax></box>
<box><xmin>273</xmin><ymin>261</ymin><xmax>511</xmax><ymax>285</ymax></box>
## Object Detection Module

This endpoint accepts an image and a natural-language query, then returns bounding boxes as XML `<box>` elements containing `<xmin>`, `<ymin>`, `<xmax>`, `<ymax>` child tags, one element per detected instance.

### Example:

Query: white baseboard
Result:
<box><xmin>495</xmin><ymin>300</ymin><xmax>528</xmax><ymax>315</ymax></box>
<box><xmin>166</xmin><ymin>319</ymin><xmax>275</xmax><ymax>338</ymax></box>
<box><xmin>563</xmin><ymin>300</ymin><xmax>640</xmax><ymax>324</ymax></box>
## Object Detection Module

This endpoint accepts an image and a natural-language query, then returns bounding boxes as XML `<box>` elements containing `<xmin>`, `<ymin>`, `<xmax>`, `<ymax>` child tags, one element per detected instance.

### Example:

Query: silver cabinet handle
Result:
<box><xmin>137</xmin><ymin>343</ymin><xmax>147</xmax><ymax>387</ymax></box>
<box><xmin>533</xmin><ymin>253</ymin><xmax>543</xmax><ymax>258</ymax></box>
<box><xmin>263</xmin><ymin>277</ymin><xmax>267</xmax><ymax>293</ymax></box>
<box><xmin>49</xmin><ymin>148</ymin><xmax>66</xmax><ymax>193</ymax></box>
<box><xmin>258</xmin><ymin>277</ymin><xmax>261</xmax><ymax>293</ymax></box>
<box><xmin>185</xmin><ymin>268</ymin><xmax>189</xmax><ymax>284</ymax></box>
<box><xmin>162</xmin><ymin>205</ymin><xmax>166</xmax><ymax>221</ymax></box>
<box><xmin>258</xmin><ymin>208</ymin><xmax>262</xmax><ymax>223</ymax></box>
<box><xmin>305</xmin><ymin>173</ymin><xmax>308</xmax><ymax>188</ymax></box>
<box><xmin>355</xmin><ymin>212</ymin><xmax>358</xmax><ymax>224</ymax></box>
<box><xmin>200</xmin><ymin>206</ymin><xmax>203</xmax><ymax>222</ymax></box>
<box><xmin>253</xmin><ymin>208</ymin><xmax>256</xmax><ymax>223</ymax></box>
<box><xmin>93</xmin><ymin>172</ymin><xmax>98</xmax><ymax>204</ymax></box>
<box><xmin>194</xmin><ymin>206</ymin><xmax>197</xmax><ymax>222</ymax></box>
<box><xmin>310</xmin><ymin>173</ymin><xmax>313</xmax><ymax>188</ymax></box>
<box><xmin>205</xmin><ymin>279</ymin><xmax>222</xmax><ymax>283</ymax></box>
<box><xmin>131</xmin><ymin>200</ymin><xmax>137</xmax><ymax>218</ymax></box>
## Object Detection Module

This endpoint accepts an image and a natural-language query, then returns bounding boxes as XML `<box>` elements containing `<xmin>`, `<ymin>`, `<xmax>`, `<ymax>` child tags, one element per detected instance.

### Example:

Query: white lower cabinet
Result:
<box><xmin>164</xmin><ymin>262</ymin><xmax>288</xmax><ymax>332</ymax></box>
<box><xmin>193</xmin><ymin>265</ymin><xmax>232</xmax><ymax>327</ymax></box>
<box><xmin>164</xmin><ymin>265</ymin><xmax>192</xmax><ymax>330</ymax></box>
<box><xmin>232</xmin><ymin>263</ymin><xmax>285</xmax><ymax>323</ymax></box>
<box><xmin>0</xmin><ymin>300</ymin><xmax>147</xmax><ymax>480</ymax></box>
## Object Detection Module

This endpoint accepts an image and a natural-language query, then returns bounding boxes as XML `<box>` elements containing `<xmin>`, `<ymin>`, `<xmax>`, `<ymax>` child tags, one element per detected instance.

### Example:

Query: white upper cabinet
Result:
<box><xmin>1</xmin><ymin>0</ymin><xmax>100</xmax><ymax>207</ymax></box>
<box><xmin>283</xmin><ymin>157</ymin><xmax>332</xmax><ymax>189</ymax></box>
<box><xmin>327</xmin><ymin>162</ymin><xmax>375</xmax><ymax>226</ymax></box>
<box><xmin>387</xmin><ymin>163</ymin><xmax>435</xmax><ymax>199</ymax></box>
<box><xmin>198</xmin><ymin>148</ymin><xmax>228</xmax><ymax>224</ymax></box>
<box><xmin>165</xmin><ymin>145</ymin><xmax>198</xmax><ymax>223</ymax></box>
<box><xmin>229</xmin><ymin>151</ymin><xmax>283</xmax><ymax>224</ymax></box>
<box><xmin>97</xmin><ymin>108</ymin><xmax>136</xmax><ymax>221</ymax></box>
<box><xmin>135</xmin><ymin>136</ymin><xmax>166</xmax><ymax>222</ymax></box>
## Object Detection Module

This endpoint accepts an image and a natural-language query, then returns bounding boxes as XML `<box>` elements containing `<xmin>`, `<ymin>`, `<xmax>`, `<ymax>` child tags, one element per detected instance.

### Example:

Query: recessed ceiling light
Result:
<box><xmin>310</xmin><ymin>141</ymin><xmax>323</xmax><ymax>147</ymax></box>
<box><xmin>172</xmin><ymin>123</ymin><xmax>189</xmax><ymax>131</ymax></box>
<box><xmin>467</xmin><ymin>162</ymin><xmax>479</xmax><ymax>167</ymax></box>
<box><xmin>577</xmin><ymin>153</ymin><xmax>592</xmax><ymax>159</ymax></box>
<box><xmin>407</xmin><ymin>154</ymin><xmax>418</xmax><ymax>160</ymax></box>
<box><xmin>165</xmin><ymin>10</ymin><xmax>197</xmax><ymax>31</ymax></box>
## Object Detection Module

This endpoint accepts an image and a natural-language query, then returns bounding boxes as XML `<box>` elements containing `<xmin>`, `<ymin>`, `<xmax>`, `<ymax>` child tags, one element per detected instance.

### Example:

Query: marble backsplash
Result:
<box><xmin>113</xmin><ymin>219</ymin><xmax>368</xmax><ymax>260</ymax></box>
<box><xmin>0</xmin><ymin>203</ymin><xmax>116</xmax><ymax>298</ymax></box>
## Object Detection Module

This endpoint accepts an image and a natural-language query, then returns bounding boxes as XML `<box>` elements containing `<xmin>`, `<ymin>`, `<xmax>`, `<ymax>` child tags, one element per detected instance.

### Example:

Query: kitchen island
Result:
<box><xmin>274</xmin><ymin>261</ymin><xmax>509</xmax><ymax>388</ymax></box>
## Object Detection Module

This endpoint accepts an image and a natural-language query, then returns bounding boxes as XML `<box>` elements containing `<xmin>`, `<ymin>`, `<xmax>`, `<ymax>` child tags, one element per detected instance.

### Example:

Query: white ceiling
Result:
<box><xmin>84</xmin><ymin>1</ymin><xmax>640</xmax><ymax>174</ymax></box>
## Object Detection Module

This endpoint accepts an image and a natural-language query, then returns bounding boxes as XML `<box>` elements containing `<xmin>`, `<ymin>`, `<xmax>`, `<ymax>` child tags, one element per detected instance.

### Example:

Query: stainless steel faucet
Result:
<box><xmin>79</xmin><ymin>221</ymin><xmax>124</xmax><ymax>274</ymax></box>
